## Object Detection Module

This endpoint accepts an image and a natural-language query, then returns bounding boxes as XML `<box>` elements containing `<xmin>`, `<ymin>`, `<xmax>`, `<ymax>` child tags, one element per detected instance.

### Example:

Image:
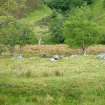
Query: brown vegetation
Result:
<box><xmin>18</xmin><ymin>45</ymin><xmax>105</xmax><ymax>56</ymax></box>
<box><xmin>22</xmin><ymin>44</ymin><xmax>77</xmax><ymax>56</ymax></box>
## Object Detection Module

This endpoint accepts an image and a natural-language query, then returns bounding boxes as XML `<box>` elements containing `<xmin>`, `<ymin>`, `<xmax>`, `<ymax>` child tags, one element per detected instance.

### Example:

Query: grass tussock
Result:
<box><xmin>0</xmin><ymin>96</ymin><xmax>7</xmax><ymax>105</ymax></box>
<box><xmin>42</xmin><ymin>70</ymin><xmax>63</xmax><ymax>77</ymax></box>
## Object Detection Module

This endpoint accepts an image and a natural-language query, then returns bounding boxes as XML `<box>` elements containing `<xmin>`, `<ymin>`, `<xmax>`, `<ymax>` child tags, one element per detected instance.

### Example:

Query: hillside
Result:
<box><xmin>20</xmin><ymin>5</ymin><xmax>52</xmax><ymax>44</ymax></box>
<box><xmin>20</xmin><ymin>5</ymin><xmax>52</xmax><ymax>25</ymax></box>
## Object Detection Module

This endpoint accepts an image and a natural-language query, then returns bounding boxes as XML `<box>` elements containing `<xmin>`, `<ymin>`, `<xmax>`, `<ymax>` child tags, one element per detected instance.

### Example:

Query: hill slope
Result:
<box><xmin>20</xmin><ymin>6</ymin><xmax>52</xmax><ymax>25</ymax></box>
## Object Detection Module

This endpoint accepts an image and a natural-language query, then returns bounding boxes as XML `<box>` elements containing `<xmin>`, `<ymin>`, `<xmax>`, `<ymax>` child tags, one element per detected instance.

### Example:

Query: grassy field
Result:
<box><xmin>0</xmin><ymin>55</ymin><xmax>105</xmax><ymax>105</ymax></box>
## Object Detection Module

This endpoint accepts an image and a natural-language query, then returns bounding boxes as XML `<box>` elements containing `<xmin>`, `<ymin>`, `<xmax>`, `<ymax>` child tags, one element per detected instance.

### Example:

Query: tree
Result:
<box><xmin>16</xmin><ymin>23</ymin><xmax>37</xmax><ymax>54</ymax></box>
<box><xmin>63</xmin><ymin>5</ymin><xmax>105</xmax><ymax>55</ymax></box>
<box><xmin>0</xmin><ymin>16</ymin><xmax>37</xmax><ymax>55</ymax></box>
<box><xmin>0</xmin><ymin>0</ymin><xmax>42</xmax><ymax>18</ymax></box>
<box><xmin>49</xmin><ymin>11</ymin><xmax>64</xmax><ymax>44</ymax></box>
<box><xmin>44</xmin><ymin>0</ymin><xmax>94</xmax><ymax>13</ymax></box>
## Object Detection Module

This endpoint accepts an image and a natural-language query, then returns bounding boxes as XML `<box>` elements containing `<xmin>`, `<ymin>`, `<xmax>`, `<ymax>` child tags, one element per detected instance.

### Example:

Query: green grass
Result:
<box><xmin>0</xmin><ymin>55</ymin><xmax>105</xmax><ymax>105</ymax></box>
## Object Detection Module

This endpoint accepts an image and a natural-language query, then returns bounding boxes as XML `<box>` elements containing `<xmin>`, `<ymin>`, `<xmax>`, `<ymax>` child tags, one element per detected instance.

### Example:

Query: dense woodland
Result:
<box><xmin>1</xmin><ymin>0</ymin><xmax>105</xmax><ymax>54</ymax></box>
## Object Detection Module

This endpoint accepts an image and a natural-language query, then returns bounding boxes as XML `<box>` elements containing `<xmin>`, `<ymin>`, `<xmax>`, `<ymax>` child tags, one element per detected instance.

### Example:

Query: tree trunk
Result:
<box><xmin>19</xmin><ymin>45</ymin><xmax>23</xmax><ymax>55</ymax></box>
<box><xmin>38</xmin><ymin>38</ymin><xmax>42</xmax><ymax>45</ymax></box>
<box><xmin>81</xmin><ymin>47</ymin><xmax>87</xmax><ymax>56</ymax></box>
<box><xmin>10</xmin><ymin>46</ymin><xmax>15</xmax><ymax>56</ymax></box>
<box><xmin>81</xmin><ymin>40</ymin><xmax>87</xmax><ymax>55</ymax></box>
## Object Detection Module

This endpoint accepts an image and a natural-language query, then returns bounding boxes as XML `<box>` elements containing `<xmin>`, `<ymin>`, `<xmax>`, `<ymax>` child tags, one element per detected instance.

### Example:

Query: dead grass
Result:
<box><xmin>87</xmin><ymin>45</ymin><xmax>105</xmax><ymax>54</ymax></box>
<box><xmin>22</xmin><ymin>44</ymin><xmax>105</xmax><ymax>56</ymax></box>
<box><xmin>22</xmin><ymin>44</ymin><xmax>79</xmax><ymax>56</ymax></box>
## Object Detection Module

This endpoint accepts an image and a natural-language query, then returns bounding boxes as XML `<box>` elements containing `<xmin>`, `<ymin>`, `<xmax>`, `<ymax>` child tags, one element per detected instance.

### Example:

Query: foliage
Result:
<box><xmin>14</xmin><ymin>23</ymin><xmax>37</xmax><ymax>46</ymax></box>
<box><xmin>49</xmin><ymin>11</ymin><xmax>65</xmax><ymax>44</ymax></box>
<box><xmin>0</xmin><ymin>16</ymin><xmax>37</xmax><ymax>54</ymax></box>
<box><xmin>44</xmin><ymin>0</ymin><xmax>97</xmax><ymax>45</ymax></box>
<box><xmin>0</xmin><ymin>0</ymin><xmax>42</xmax><ymax>18</ymax></box>
<box><xmin>63</xmin><ymin>4</ymin><xmax>105</xmax><ymax>54</ymax></box>
<box><xmin>1</xmin><ymin>0</ymin><xmax>105</xmax><ymax>48</ymax></box>
<box><xmin>44</xmin><ymin>0</ymin><xmax>94</xmax><ymax>13</ymax></box>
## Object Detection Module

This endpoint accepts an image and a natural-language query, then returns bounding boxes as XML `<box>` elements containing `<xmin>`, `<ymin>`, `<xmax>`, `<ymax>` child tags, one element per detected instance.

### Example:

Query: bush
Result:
<box><xmin>63</xmin><ymin>5</ymin><xmax>104</xmax><ymax>55</ymax></box>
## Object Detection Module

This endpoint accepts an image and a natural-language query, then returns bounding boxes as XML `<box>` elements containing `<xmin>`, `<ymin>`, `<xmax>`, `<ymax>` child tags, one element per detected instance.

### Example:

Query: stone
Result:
<box><xmin>53</xmin><ymin>55</ymin><xmax>63</xmax><ymax>60</ymax></box>
<box><xmin>50</xmin><ymin>58</ymin><xmax>57</xmax><ymax>62</ymax></box>
<box><xmin>70</xmin><ymin>55</ymin><xmax>79</xmax><ymax>58</ymax></box>
<box><xmin>50</xmin><ymin>55</ymin><xmax>63</xmax><ymax>62</ymax></box>
<box><xmin>16</xmin><ymin>55</ymin><xmax>24</xmax><ymax>61</ymax></box>
<box><xmin>96</xmin><ymin>53</ymin><xmax>105</xmax><ymax>60</ymax></box>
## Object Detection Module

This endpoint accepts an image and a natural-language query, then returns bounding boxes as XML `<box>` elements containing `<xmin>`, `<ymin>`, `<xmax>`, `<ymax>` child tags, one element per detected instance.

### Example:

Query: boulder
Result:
<box><xmin>16</xmin><ymin>55</ymin><xmax>24</xmax><ymax>61</ymax></box>
<box><xmin>53</xmin><ymin>55</ymin><xmax>61</xmax><ymax>60</ymax></box>
<box><xmin>96</xmin><ymin>53</ymin><xmax>105</xmax><ymax>60</ymax></box>
<box><xmin>70</xmin><ymin>55</ymin><xmax>79</xmax><ymax>58</ymax></box>
<box><xmin>50</xmin><ymin>58</ymin><xmax>57</xmax><ymax>62</ymax></box>
<box><xmin>50</xmin><ymin>55</ymin><xmax>63</xmax><ymax>62</ymax></box>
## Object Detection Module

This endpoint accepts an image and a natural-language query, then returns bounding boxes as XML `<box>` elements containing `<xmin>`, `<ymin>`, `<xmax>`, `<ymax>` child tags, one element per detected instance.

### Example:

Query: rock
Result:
<box><xmin>12</xmin><ymin>54</ymin><xmax>24</xmax><ymax>61</ymax></box>
<box><xmin>16</xmin><ymin>55</ymin><xmax>24</xmax><ymax>61</ymax></box>
<box><xmin>53</xmin><ymin>55</ymin><xmax>60</xmax><ymax>60</ymax></box>
<box><xmin>70</xmin><ymin>55</ymin><xmax>79</xmax><ymax>58</ymax></box>
<box><xmin>50</xmin><ymin>55</ymin><xmax>63</xmax><ymax>62</ymax></box>
<box><xmin>96</xmin><ymin>53</ymin><xmax>105</xmax><ymax>60</ymax></box>
<box><xmin>50</xmin><ymin>58</ymin><xmax>57</xmax><ymax>62</ymax></box>
<box><xmin>29</xmin><ymin>57</ymin><xmax>35</xmax><ymax>60</ymax></box>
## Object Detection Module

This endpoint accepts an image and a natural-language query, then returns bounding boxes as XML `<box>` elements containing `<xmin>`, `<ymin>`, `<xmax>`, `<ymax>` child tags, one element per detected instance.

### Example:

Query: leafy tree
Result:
<box><xmin>49</xmin><ymin>11</ymin><xmax>64</xmax><ymax>44</ymax></box>
<box><xmin>63</xmin><ymin>5</ymin><xmax>105</xmax><ymax>54</ymax></box>
<box><xmin>15</xmin><ymin>22</ymin><xmax>37</xmax><ymax>54</ymax></box>
<box><xmin>44</xmin><ymin>0</ymin><xmax>94</xmax><ymax>13</ymax></box>
<box><xmin>0</xmin><ymin>16</ymin><xmax>37</xmax><ymax>55</ymax></box>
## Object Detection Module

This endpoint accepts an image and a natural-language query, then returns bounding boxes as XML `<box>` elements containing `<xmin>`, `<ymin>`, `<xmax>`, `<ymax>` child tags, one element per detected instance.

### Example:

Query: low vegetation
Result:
<box><xmin>21</xmin><ymin>44</ymin><xmax>105</xmax><ymax>56</ymax></box>
<box><xmin>0</xmin><ymin>56</ymin><xmax>105</xmax><ymax>105</ymax></box>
